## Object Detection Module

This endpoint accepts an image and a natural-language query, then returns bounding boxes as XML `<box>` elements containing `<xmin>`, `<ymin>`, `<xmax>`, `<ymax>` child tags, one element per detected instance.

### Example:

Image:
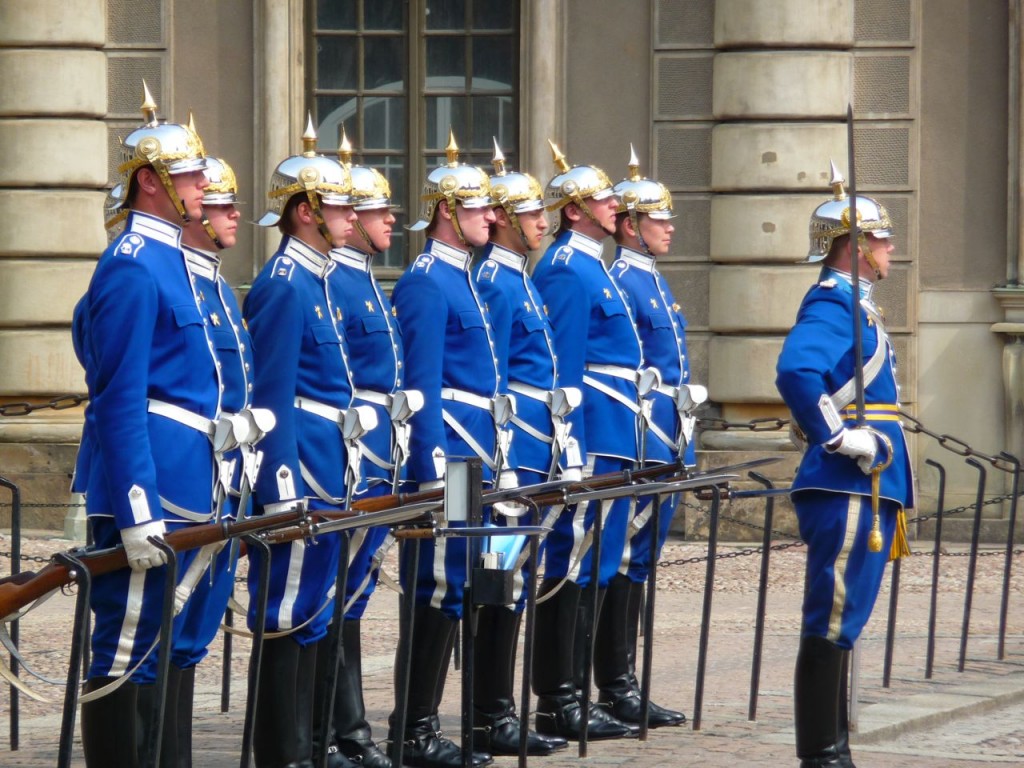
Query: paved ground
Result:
<box><xmin>1</xmin><ymin>530</ymin><xmax>1022</xmax><ymax>767</ymax></box>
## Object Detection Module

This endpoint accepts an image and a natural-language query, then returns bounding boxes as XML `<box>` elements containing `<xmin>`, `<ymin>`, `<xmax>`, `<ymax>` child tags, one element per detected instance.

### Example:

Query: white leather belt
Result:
<box><xmin>655</xmin><ymin>383</ymin><xmax>680</xmax><ymax>400</ymax></box>
<box><xmin>508</xmin><ymin>381</ymin><xmax>552</xmax><ymax>404</ymax></box>
<box><xmin>353</xmin><ymin>388</ymin><xmax>392</xmax><ymax>407</ymax></box>
<box><xmin>440</xmin><ymin>387</ymin><xmax>493</xmax><ymax>411</ymax></box>
<box><xmin>585</xmin><ymin>363</ymin><xmax>641</xmax><ymax>383</ymax></box>
<box><xmin>582</xmin><ymin>375</ymin><xmax>641</xmax><ymax>415</ymax></box>
<box><xmin>295</xmin><ymin>396</ymin><xmax>346</xmax><ymax>424</ymax></box>
<box><xmin>148</xmin><ymin>399</ymin><xmax>215</xmax><ymax>436</ymax></box>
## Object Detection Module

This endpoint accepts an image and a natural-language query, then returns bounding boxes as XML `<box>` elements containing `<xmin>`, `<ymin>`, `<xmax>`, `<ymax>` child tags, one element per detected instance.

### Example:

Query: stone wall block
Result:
<box><xmin>0</xmin><ymin>0</ymin><xmax>106</xmax><ymax>47</ymax></box>
<box><xmin>709</xmin><ymin>265</ymin><xmax>817</xmax><ymax>332</ymax></box>
<box><xmin>0</xmin><ymin>119</ymin><xmax>107</xmax><ymax>187</ymax></box>
<box><xmin>0</xmin><ymin>260</ymin><xmax>95</xmax><ymax>326</ymax></box>
<box><xmin>0</xmin><ymin>330</ymin><xmax>84</xmax><ymax>395</ymax></box>
<box><xmin>713</xmin><ymin>52</ymin><xmax>851</xmax><ymax>119</ymax></box>
<box><xmin>709</xmin><ymin>335</ymin><xmax>785</xmax><ymax>402</ymax></box>
<box><xmin>711</xmin><ymin>194</ymin><xmax>826</xmax><ymax>261</ymax></box>
<box><xmin>0</xmin><ymin>190</ymin><xmax>107</xmax><ymax>256</ymax></box>
<box><xmin>714</xmin><ymin>0</ymin><xmax>853</xmax><ymax>48</ymax></box>
<box><xmin>0</xmin><ymin>49</ymin><xmax>106</xmax><ymax>116</ymax></box>
<box><xmin>711</xmin><ymin>123</ymin><xmax>847</xmax><ymax>191</ymax></box>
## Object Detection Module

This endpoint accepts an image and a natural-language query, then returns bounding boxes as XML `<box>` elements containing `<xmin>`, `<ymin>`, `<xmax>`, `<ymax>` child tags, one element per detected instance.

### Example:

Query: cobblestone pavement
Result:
<box><xmin>2</xmin><ymin>531</ymin><xmax>1022</xmax><ymax>767</ymax></box>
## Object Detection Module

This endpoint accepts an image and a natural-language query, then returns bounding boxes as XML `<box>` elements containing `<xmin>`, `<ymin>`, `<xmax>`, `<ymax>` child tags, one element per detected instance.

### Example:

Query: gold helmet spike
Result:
<box><xmin>141</xmin><ymin>80</ymin><xmax>158</xmax><ymax>126</ymax></box>
<box><xmin>445</xmin><ymin>128</ymin><xmax>460</xmax><ymax>167</ymax></box>
<box><xmin>491</xmin><ymin>137</ymin><xmax>507</xmax><ymax>177</ymax></box>
<box><xmin>829</xmin><ymin>158</ymin><xmax>847</xmax><ymax>200</ymax></box>
<box><xmin>548</xmin><ymin>140</ymin><xmax>570</xmax><ymax>173</ymax></box>
<box><xmin>301</xmin><ymin>113</ymin><xmax>318</xmax><ymax>157</ymax></box>
<box><xmin>337</xmin><ymin>124</ymin><xmax>353</xmax><ymax>168</ymax></box>
<box><xmin>627</xmin><ymin>144</ymin><xmax>641</xmax><ymax>182</ymax></box>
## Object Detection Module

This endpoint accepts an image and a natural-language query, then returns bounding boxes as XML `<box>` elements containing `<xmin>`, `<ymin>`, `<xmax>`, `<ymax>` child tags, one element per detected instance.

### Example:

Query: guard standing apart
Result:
<box><xmin>471</xmin><ymin>140</ymin><xmax>575</xmax><ymax>757</ymax></box>
<box><xmin>73</xmin><ymin>86</ymin><xmax>216</xmax><ymax>767</ymax></box>
<box><xmin>776</xmin><ymin>165</ymin><xmax>914</xmax><ymax>768</ymax></box>
<box><xmin>172</xmin><ymin>154</ymin><xmax>260</xmax><ymax>766</ymax></box>
<box><xmin>318</xmin><ymin>132</ymin><xmax>406</xmax><ymax>768</ymax></box>
<box><xmin>243</xmin><ymin>117</ymin><xmax>359</xmax><ymax>768</ymax></box>
<box><xmin>529</xmin><ymin>143</ymin><xmax>642</xmax><ymax>742</ymax></box>
<box><xmin>605</xmin><ymin>147</ymin><xmax>695</xmax><ymax>728</ymax></box>
<box><xmin>387</xmin><ymin>131</ymin><xmax>497</xmax><ymax>768</ymax></box>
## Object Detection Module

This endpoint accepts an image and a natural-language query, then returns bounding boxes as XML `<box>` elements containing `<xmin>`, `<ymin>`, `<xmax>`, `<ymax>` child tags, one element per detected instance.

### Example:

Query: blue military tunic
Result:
<box><xmin>610</xmin><ymin>246</ymin><xmax>695</xmax><ymax>581</ymax></box>
<box><xmin>243</xmin><ymin>235</ymin><xmax>355</xmax><ymax>643</ymax></box>
<box><xmin>174</xmin><ymin>245</ymin><xmax>255</xmax><ymax>668</ymax></box>
<box><xmin>776</xmin><ymin>266</ymin><xmax>915</xmax><ymax>648</ymax></box>
<box><xmin>74</xmin><ymin>210</ymin><xmax>220</xmax><ymax>682</ymax></box>
<box><xmin>328</xmin><ymin>244</ymin><xmax>406</xmax><ymax>620</ymax></box>
<box><xmin>532</xmin><ymin>229</ymin><xmax>645</xmax><ymax>587</ymax></box>
<box><xmin>392</xmin><ymin>237</ymin><xmax>500</xmax><ymax>617</ymax></box>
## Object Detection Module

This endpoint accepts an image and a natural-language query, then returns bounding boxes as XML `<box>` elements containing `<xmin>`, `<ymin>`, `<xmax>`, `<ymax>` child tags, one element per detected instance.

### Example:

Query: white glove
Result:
<box><xmin>560</xmin><ymin>467</ymin><xmax>583</xmax><ymax>483</ymax></box>
<box><xmin>829</xmin><ymin>428</ymin><xmax>878</xmax><ymax>475</ymax></box>
<box><xmin>122</xmin><ymin>520</ymin><xmax>169</xmax><ymax>572</ymax></box>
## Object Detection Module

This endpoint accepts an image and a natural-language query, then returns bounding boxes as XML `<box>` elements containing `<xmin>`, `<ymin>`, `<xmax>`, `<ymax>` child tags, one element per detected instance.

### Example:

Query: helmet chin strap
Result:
<box><xmin>305</xmin><ymin>190</ymin><xmax>336</xmax><ymax>250</ymax></box>
<box><xmin>201</xmin><ymin>214</ymin><xmax>225</xmax><ymax>250</ymax></box>
<box><xmin>354</xmin><ymin>218</ymin><xmax>378</xmax><ymax>253</ymax></box>
<box><xmin>629</xmin><ymin>210</ymin><xmax>653</xmax><ymax>256</ymax></box>
<box><xmin>857</xmin><ymin>233</ymin><xmax>883</xmax><ymax>280</ymax></box>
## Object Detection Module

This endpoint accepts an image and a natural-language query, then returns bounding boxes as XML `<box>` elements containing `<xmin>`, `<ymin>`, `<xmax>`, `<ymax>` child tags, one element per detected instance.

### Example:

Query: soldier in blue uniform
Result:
<box><xmin>388</xmin><ymin>131</ymin><xmax>498</xmax><ymax>768</ymax></box>
<box><xmin>776</xmin><ymin>164</ymin><xmax>914</xmax><ymax>768</ymax></box>
<box><xmin>243</xmin><ymin>117</ymin><xmax>361</xmax><ymax>768</ymax></box>
<box><xmin>471</xmin><ymin>141</ymin><xmax>575</xmax><ymax>757</ymax></box>
<box><xmin>170</xmin><ymin>154</ymin><xmax>262</xmax><ymax>766</ymax></box>
<box><xmin>529</xmin><ymin>143</ymin><xmax>642</xmax><ymax>742</ymax></box>
<box><xmin>318</xmin><ymin>132</ymin><xmax>407</xmax><ymax>768</ymax></box>
<box><xmin>604</xmin><ymin>148</ymin><xmax>699</xmax><ymax>729</ymax></box>
<box><xmin>73</xmin><ymin>85</ymin><xmax>217</xmax><ymax>767</ymax></box>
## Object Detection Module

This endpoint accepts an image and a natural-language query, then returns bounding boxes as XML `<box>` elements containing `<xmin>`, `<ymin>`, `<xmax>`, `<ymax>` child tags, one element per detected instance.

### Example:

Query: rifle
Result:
<box><xmin>0</xmin><ymin>507</ymin><xmax>306</xmax><ymax>621</ymax></box>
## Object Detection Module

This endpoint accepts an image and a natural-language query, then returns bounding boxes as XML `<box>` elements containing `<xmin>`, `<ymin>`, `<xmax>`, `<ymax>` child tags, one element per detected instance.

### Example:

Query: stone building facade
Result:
<box><xmin>0</xmin><ymin>0</ymin><xmax>1019</xmax><ymax>541</ymax></box>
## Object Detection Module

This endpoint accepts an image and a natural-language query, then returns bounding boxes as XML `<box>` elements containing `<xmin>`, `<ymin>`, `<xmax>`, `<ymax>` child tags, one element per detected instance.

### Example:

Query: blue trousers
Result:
<box><xmin>795</xmin><ymin>489</ymin><xmax>898</xmax><ymax>650</ymax></box>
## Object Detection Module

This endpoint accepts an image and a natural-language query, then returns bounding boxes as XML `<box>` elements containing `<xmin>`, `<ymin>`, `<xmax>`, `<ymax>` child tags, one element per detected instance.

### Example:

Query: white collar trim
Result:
<box><xmin>566</xmin><ymin>230</ymin><xmax>604</xmax><ymax>259</ymax></box>
<box><xmin>127</xmin><ymin>211</ymin><xmax>182</xmax><ymax>249</ymax></box>
<box><xmin>486</xmin><ymin>244</ymin><xmax>527</xmax><ymax>272</ymax></box>
<box><xmin>617</xmin><ymin>246</ymin><xmax>655</xmax><ymax>272</ymax></box>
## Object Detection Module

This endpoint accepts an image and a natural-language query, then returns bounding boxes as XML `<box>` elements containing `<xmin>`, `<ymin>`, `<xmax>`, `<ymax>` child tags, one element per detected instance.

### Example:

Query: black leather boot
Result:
<box><xmin>836</xmin><ymin>651</ymin><xmax>856</xmax><ymax>768</ymax></box>
<box><xmin>294</xmin><ymin>640</ymin><xmax>319</xmax><ymax>768</ymax></box>
<box><xmin>471</xmin><ymin>605</ymin><xmax>567</xmax><ymax>756</ymax></box>
<box><xmin>81</xmin><ymin>676</ymin><xmax>140</xmax><ymax>767</ymax></box>
<box><xmin>174</xmin><ymin>665</ymin><xmax>196</xmax><ymax>767</ymax></box>
<box><xmin>390</xmin><ymin>606</ymin><xmax>492</xmax><ymax>768</ymax></box>
<box><xmin>794</xmin><ymin>635</ymin><xmax>845</xmax><ymax>768</ymax></box>
<box><xmin>136</xmin><ymin>667</ymin><xmax>180</xmax><ymax>767</ymax></box>
<box><xmin>312</xmin><ymin>633</ymin><xmax>359</xmax><ymax>768</ymax></box>
<box><xmin>533</xmin><ymin>579</ymin><xmax>633</xmax><ymax>741</ymax></box>
<box><xmin>597</xmin><ymin>576</ymin><xmax>686</xmax><ymax>728</ymax></box>
<box><xmin>253</xmin><ymin>636</ymin><xmax>304</xmax><ymax>768</ymax></box>
<box><xmin>331</xmin><ymin>620</ymin><xmax>390</xmax><ymax>767</ymax></box>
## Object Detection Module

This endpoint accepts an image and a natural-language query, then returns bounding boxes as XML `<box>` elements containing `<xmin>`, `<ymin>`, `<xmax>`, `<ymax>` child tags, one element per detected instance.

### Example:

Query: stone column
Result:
<box><xmin>706</xmin><ymin>0</ymin><xmax>853</xmax><ymax>451</ymax></box>
<box><xmin>0</xmin><ymin>0</ymin><xmax>108</xmax><ymax>533</ymax></box>
<box><xmin>993</xmin><ymin>1</ymin><xmax>1024</xmax><ymax>464</ymax></box>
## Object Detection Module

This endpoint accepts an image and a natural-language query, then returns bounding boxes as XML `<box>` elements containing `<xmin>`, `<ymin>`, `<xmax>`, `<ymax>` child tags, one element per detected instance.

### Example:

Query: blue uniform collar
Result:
<box><xmin>821</xmin><ymin>266</ymin><xmax>875</xmax><ymax>301</ymax></box>
<box><xmin>330</xmin><ymin>245</ymin><xmax>372</xmax><ymax>272</ymax></box>
<box><xmin>282</xmin><ymin>235</ymin><xmax>334</xmax><ymax>278</ymax></box>
<box><xmin>424</xmin><ymin>238</ymin><xmax>472</xmax><ymax>271</ymax></box>
<box><xmin>564</xmin><ymin>230</ymin><xmax>604</xmax><ymax>260</ymax></box>
<box><xmin>615</xmin><ymin>246</ymin><xmax>656</xmax><ymax>273</ymax></box>
<box><xmin>126</xmin><ymin>211</ymin><xmax>182</xmax><ymax>249</ymax></box>
<box><xmin>182</xmin><ymin>246</ymin><xmax>220</xmax><ymax>281</ymax></box>
<box><xmin>484</xmin><ymin>243</ymin><xmax>527</xmax><ymax>272</ymax></box>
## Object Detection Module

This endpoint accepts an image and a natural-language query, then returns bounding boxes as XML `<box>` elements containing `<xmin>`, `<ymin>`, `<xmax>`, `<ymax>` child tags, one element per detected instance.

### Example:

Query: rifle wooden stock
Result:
<box><xmin>0</xmin><ymin>508</ymin><xmax>305</xmax><ymax>621</ymax></box>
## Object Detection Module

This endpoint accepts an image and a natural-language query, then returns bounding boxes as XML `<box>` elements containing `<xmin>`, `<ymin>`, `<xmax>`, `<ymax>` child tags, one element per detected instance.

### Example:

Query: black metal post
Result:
<box><xmin>997</xmin><ymin>452</ymin><xmax>1020</xmax><ymax>660</ymax></box>
<box><xmin>461</xmin><ymin>459</ymin><xmax>483</xmax><ymax>768</ymax></box>
<box><xmin>959</xmin><ymin>458</ymin><xmax>986</xmax><ymax>672</ymax></box>
<box><xmin>518</xmin><ymin>499</ymin><xmax>541</xmax><ymax>768</ymax></box>
<box><xmin>692</xmin><ymin>485</ymin><xmax>721</xmax><ymax>731</ymax></box>
<box><xmin>239</xmin><ymin>534</ymin><xmax>271</xmax><ymax>768</ymax></box>
<box><xmin>54</xmin><ymin>551</ymin><xmax>92</xmax><ymax>768</ymax></box>
<box><xmin>882</xmin><ymin>557</ymin><xmax>901</xmax><ymax>688</ymax></box>
<box><xmin>144</xmin><ymin>536</ymin><xmax>179</xmax><ymax>768</ymax></box>
<box><xmin>924</xmin><ymin>459</ymin><xmax>946</xmax><ymax>679</ymax></box>
<box><xmin>578</xmin><ymin>496</ymin><xmax>604</xmax><ymax>757</ymax></box>
<box><xmin>315</xmin><ymin>531</ymin><xmax>351</xmax><ymax>768</ymax></box>
<box><xmin>637</xmin><ymin>493</ymin><xmax>663</xmax><ymax>741</ymax></box>
<box><xmin>221</xmin><ymin>540</ymin><xmax>238</xmax><ymax>713</ymax></box>
<box><xmin>747</xmin><ymin>472</ymin><xmax>775</xmax><ymax>721</ymax></box>
<box><xmin>1</xmin><ymin>474</ymin><xmax>21</xmax><ymax>751</ymax></box>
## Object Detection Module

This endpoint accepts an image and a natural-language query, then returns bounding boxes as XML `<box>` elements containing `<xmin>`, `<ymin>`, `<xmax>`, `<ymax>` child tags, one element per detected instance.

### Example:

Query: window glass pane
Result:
<box><xmin>364</xmin><ymin>96</ymin><xmax>406</xmax><ymax>150</ymax></box>
<box><xmin>364</xmin><ymin>0</ymin><xmax>403</xmax><ymax>31</ymax></box>
<box><xmin>470</xmin><ymin>36</ymin><xmax>513</xmax><ymax>91</ymax></box>
<box><xmin>426</xmin><ymin>95</ymin><xmax>467</xmax><ymax>150</ymax></box>
<box><xmin>426</xmin><ymin>36</ymin><xmax>466</xmax><ymax>83</ymax></box>
<box><xmin>473</xmin><ymin>0</ymin><xmax>513</xmax><ymax>30</ymax></box>
<box><xmin>471</xmin><ymin>95</ymin><xmax>514</xmax><ymax>150</ymax></box>
<box><xmin>426</xmin><ymin>0</ymin><xmax>466</xmax><ymax>30</ymax></box>
<box><xmin>317</xmin><ymin>37</ymin><xmax>357</xmax><ymax>90</ymax></box>
<box><xmin>318</xmin><ymin>95</ymin><xmax>359</xmax><ymax>149</ymax></box>
<box><xmin>317</xmin><ymin>0</ymin><xmax>355</xmax><ymax>30</ymax></box>
<box><xmin>364</xmin><ymin>37</ymin><xmax>404</xmax><ymax>91</ymax></box>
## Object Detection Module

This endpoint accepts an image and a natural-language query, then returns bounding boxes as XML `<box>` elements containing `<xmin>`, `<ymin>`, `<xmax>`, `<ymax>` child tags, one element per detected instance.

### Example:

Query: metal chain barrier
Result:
<box><xmin>0</xmin><ymin>394</ymin><xmax>88</xmax><ymax>417</ymax></box>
